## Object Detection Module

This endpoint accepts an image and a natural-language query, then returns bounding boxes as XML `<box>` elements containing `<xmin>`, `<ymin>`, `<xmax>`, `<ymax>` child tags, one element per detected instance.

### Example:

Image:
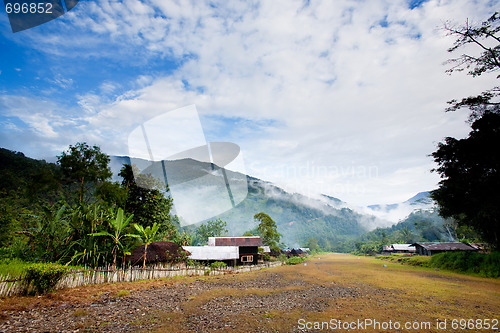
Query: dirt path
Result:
<box><xmin>1</xmin><ymin>254</ymin><xmax>499</xmax><ymax>332</ymax></box>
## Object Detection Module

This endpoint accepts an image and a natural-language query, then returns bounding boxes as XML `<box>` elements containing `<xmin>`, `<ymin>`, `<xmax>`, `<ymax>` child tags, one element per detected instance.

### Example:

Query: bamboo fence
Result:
<box><xmin>0</xmin><ymin>261</ymin><xmax>282</xmax><ymax>297</ymax></box>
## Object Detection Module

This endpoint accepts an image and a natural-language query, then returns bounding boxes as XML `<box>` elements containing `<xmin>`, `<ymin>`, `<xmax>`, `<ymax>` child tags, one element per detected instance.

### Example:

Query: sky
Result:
<box><xmin>0</xmin><ymin>0</ymin><xmax>498</xmax><ymax>207</ymax></box>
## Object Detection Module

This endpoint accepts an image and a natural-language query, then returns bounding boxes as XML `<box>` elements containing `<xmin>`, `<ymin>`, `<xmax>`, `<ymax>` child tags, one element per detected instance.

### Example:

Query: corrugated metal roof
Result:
<box><xmin>411</xmin><ymin>242</ymin><xmax>475</xmax><ymax>251</ymax></box>
<box><xmin>391</xmin><ymin>244</ymin><xmax>416</xmax><ymax>252</ymax></box>
<box><xmin>183</xmin><ymin>246</ymin><xmax>239</xmax><ymax>260</ymax></box>
<box><xmin>208</xmin><ymin>236</ymin><xmax>263</xmax><ymax>247</ymax></box>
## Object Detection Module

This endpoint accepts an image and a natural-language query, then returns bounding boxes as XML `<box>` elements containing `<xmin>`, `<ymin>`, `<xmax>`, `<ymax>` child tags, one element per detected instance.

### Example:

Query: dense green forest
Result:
<box><xmin>0</xmin><ymin>145</ymin><xmax>181</xmax><ymax>268</ymax></box>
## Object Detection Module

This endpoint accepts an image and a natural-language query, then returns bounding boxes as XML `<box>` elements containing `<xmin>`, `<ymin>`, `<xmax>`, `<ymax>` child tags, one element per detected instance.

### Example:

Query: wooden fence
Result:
<box><xmin>0</xmin><ymin>261</ymin><xmax>283</xmax><ymax>297</ymax></box>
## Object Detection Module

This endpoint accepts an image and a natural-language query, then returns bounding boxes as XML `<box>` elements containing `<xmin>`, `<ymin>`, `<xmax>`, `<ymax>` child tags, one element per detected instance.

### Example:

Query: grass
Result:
<box><xmin>376</xmin><ymin>254</ymin><xmax>432</xmax><ymax>267</ymax></box>
<box><xmin>116</xmin><ymin>289</ymin><xmax>130</xmax><ymax>297</ymax></box>
<box><xmin>376</xmin><ymin>252</ymin><xmax>500</xmax><ymax>277</ymax></box>
<box><xmin>0</xmin><ymin>258</ymin><xmax>31</xmax><ymax>278</ymax></box>
<box><xmin>151</xmin><ymin>254</ymin><xmax>500</xmax><ymax>332</ymax></box>
<box><xmin>72</xmin><ymin>309</ymin><xmax>88</xmax><ymax>317</ymax></box>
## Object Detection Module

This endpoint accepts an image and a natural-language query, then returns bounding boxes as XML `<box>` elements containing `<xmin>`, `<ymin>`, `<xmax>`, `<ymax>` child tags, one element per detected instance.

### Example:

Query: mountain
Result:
<box><xmin>363</xmin><ymin>191</ymin><xmax>435</xmax><ymax>223</ymax></box>
<box><xmin>0</xmin><ymin>148</ymin><xmax>438</xmax><ymax>252</ymax></box>
<box><xmin>110</xmin><ymin>156</ymin><xmax>380</xmax><ymax>250</ymax></box>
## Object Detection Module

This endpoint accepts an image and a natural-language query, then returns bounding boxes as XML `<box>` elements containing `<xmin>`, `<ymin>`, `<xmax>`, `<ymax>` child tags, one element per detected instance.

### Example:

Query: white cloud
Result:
<box><xmin>2</xmin><ymin>0</ymin><xmax>497</xmax><ymax>206</ymax></box>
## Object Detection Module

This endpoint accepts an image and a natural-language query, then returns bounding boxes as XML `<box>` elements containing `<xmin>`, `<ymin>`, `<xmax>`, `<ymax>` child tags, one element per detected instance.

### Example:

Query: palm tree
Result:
<box><xmin>90</xmin><ymin>208</ymin><xmax>139</xmax><ymax>270</ymax></box>
<box><xmin>134</xmin><ymin>222</ymin><xmax>161</xmax><ymax>269</ymax></box>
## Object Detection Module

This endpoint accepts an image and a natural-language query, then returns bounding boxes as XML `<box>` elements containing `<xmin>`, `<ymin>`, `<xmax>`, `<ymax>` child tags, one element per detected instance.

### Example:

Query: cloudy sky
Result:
<box><xmin>0</xmin><ymin>0</ymin><xmax>497</xmax><ymax>206</ymax></box>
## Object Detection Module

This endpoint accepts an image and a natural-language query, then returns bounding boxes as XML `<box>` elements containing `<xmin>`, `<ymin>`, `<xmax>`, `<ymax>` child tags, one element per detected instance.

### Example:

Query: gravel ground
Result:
<box><xmin>0</xmin><ymin>270</ymin><xmax>361</xmax><ymax>332</ymax></box>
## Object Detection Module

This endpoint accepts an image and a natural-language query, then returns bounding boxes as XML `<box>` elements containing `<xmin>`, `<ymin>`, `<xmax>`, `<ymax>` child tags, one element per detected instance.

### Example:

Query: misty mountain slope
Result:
<box><xmin>110</xmin><ymin>156</ymin><xmax>375</xmax><ymax>248</ymax></box>
<box><xmin>363</xmin><ymin>191</ymin><xmax>435</xmax><ymax>223</ymax></box>
<box><xmin>110</xmin><ymin>156</ymin><xmax>437</xmax><ymax>249</ymax></box>
<box><xmin>196</xmin><ymin>177</ymin><xmax>372</xmax><ymax>249</ymax></box>
<box><xmin>357</xmin><ymin>209</ymin><xmax>455</xmax><ymax>245</ymax></box>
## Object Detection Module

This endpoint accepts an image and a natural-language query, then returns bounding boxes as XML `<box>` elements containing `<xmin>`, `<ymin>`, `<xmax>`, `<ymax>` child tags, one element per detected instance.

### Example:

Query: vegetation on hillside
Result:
<box><xmin>0</xmin><ymin>144</ymin><xmax>179</xmax><ymax>269</ymax></box>
<box><xmin>350</xmin><ymin>210</ymin><xmax>482</xmax><ymax>255</ymax></box>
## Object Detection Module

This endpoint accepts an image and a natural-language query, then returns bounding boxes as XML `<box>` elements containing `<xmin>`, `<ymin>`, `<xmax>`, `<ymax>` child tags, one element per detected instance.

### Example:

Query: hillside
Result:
<box><xmin>198</xmin><ymin>177</ymin><xmax>372</xmax><ymax>250</ymax></box>
<box><xmin>0</xmin><ymin>149</ymin><xmax>438</xmax><ymax>252</ymax></box>
<box><xmin>110</xmin><ymin>156</ymin><xmax>378</xmax><ymax>250</ymax></box>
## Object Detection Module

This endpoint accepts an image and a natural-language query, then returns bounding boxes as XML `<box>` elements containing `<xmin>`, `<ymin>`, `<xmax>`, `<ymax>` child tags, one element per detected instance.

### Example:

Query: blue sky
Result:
<box><xmin>0</xmin><ymin>0</ymin><xmax>498</xmax><ymax>206</ymax></box>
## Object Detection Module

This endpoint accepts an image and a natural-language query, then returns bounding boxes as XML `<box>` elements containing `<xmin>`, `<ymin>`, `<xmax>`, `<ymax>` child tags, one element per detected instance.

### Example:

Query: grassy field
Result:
<box><xmin>1</xmin><ymin>253</ymin><xmax>499</xmax><ymax>332</ymax></box>
<box><xmin>154</xmin><ymin>253</ymin><xmax>500</xmax><ymax>332</ymax></box>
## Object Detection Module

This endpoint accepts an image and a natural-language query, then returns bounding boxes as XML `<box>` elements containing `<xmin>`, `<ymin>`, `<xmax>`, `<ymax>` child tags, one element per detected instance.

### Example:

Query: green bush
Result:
<box><xmin>210</xmin><ymin>261</ymin><xmax>227</xmax><ymax>269</ymax></box>
<box><xmin>286</xmin><ymin>256</ymin><xmax>306</xmax><ymax>265</ymax></box>
<box><xmin>396</xmin><ymin>256</ymin><xmax>431</xmax><ymax>267</ymax></box>
<box><xmin>277</xmin><ymin>253</ymin><xmax>287</xmax><ymax>263</ymax></box>
<box><xmin>429</xmin><ymin>251</ymin><xmax>500</xmax><ymax>278</ymax></box>
<box><xmin>24</xmin><ymin>263</ymin><xmax>67</xmax><ymax>294</ymax></box>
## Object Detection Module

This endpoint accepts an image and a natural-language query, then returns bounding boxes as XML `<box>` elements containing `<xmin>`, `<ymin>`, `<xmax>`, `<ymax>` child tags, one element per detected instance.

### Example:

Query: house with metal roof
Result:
<box><xmin>183</xmin><ymin>236</ymin><xmax>265</xmax><ymax>265</ymax></box>
<box><xmin>391</xmin><ymin>244</ymin><xmax>416</xmax><ymax>253</ymax></box>
<box><xmin>410</xmin><ymin>242</ymin><xmax>477</xmax><ymax>256</ymax></box>
<box><xmin>382</xmin><ymin>244</ymin><xmax>416</xmax><ymax>255</ymax></box>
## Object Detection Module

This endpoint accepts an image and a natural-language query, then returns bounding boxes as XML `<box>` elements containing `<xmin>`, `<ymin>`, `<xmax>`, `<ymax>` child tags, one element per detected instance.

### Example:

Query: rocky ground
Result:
<box><xmin>3</xmin><ymin>254</ymin><xmax>497</xmax><ymax>333</ymax></box>
<box><xmin>0</xmin><ymin>269</ymin><xmax>360</xmax><ymax>332</ymax></box>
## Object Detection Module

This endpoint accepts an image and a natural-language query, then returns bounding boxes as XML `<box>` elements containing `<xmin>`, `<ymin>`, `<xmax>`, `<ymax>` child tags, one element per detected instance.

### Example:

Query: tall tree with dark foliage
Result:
<box><xmin>432</xmin><ymin>13</ymin><xmax>500</xmax><ymax>249</ymax></box>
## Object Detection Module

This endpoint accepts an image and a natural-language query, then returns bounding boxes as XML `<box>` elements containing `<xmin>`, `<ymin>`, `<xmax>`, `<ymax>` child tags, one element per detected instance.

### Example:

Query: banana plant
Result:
<box><xmin>134</xmin><ymin>222</ymin><xmax>161</xmax><ymax>269</ymax></box>
<box><xmin>89</xmin><ymin>208</ymin><xmax>139</xmax><ymax>270</ymax></box>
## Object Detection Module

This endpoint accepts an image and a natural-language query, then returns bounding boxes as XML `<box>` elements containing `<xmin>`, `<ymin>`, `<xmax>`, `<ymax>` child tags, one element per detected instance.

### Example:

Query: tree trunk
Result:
<box><xmin>112</xmin><ymin>246</ymin><xmax>117</xmax><ymax>271</ymax></box>
<box><xmin>143</xmin><ymin>243</ymin><xmax>148</xmax><ymax>269</ymax></box>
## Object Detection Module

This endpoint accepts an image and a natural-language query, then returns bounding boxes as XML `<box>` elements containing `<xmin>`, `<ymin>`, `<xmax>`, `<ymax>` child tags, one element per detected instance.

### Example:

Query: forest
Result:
<box><xmin>0</xmin><ymin>144</ymin><xmax>185</xmax><ymax>270</ymax></box>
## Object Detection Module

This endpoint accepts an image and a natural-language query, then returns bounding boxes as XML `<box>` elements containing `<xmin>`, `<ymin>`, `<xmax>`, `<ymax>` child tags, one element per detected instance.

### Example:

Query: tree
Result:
<box><xmin>134</xmin><ymin>222</ymin><xmax>161</xmax><ymax>269</ymax></box>
<box><xmin>89</xmin><ymin>208</ymin><xmax>139</xmax><ymax>270</ymax></box>
<box><xmin>444</xmin><ymin>12</ymin><xmax>500</xmax><ymax>119</ymax></box>
<box><xmin>396</xmin><ymin>226</ymin><xmax>416</xmax><ymax>244</ymax></box>
<box><xmin>254</xmin><ymin>212</ymin><xmax>280</xmax><ymax>252</ymax></box>
<box><xmin>58</xmin><ymin>142</ymin><xmax>112</xmax><ymax>203</ymax></box>
<box><xmin>432</xmin><ymin>13</ymin><xmax>500</xmax><ymax>249</ymax></box>
<box><xmin>305</xmin><ymin>237</ymin><xmax>320</xmax><ymax>253</ymax></box>
<box><xmin>119</xmin><ymin>164</ymin><xmax>175</xmax><ymax>235</ymax></box>
<box><xmin>432</xmin><ymin>112</ymin><xmax>500</xmax><ymax>248</ymax></box>
<box><xmin>195</xmin><ymin>219</ymin><xmax>228</xmax><ymax>244</ymax></box>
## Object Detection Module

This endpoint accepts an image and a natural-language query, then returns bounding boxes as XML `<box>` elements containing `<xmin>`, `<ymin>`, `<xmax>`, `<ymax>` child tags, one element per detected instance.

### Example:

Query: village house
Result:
<box><xmin>183</xmin><ymin>236</ymin><xmax>266</xmax><ymax>266</ymax></box>
<box><xmin>410</xmin><ymin>242</ymin><xmax>477</xmax><ymax>256</ymax></box>
<box><xmin>382</xmin><ymin>244</ymin><xmax>416</xmax><ymax>255</ymax></box>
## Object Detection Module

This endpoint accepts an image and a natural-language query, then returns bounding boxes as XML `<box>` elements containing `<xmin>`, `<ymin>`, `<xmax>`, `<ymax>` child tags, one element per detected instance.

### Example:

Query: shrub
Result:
<box><xmin>286</xmin><ymin>256</ymin><xmax>306</xmax><ymax>265</ymax></box>
<box><xmin>24</xmin><ymin>263</ymin><xmax>67</xmax><ymax>295</ymax></box>
<box><xmin>186</xmin><ymin>259</ymin><xmax>201</xmax><ymax>267</ymax></box>
<box><xmin>210</xmin><ymin>261</ymin><xmax>227</xmax><ymax>269</ymax></box>
<box><xmin>277</xmin><ymin>253</ymin><xmax>287</xmax><ymax>263</ymax></box>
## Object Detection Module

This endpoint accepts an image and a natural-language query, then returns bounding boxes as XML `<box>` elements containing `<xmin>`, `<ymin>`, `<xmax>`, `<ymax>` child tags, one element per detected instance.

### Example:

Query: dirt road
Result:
<box><xmin>1</xmin><ymin>254</ymin><xmax>499</xmax><ymax>332</ymax></box>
